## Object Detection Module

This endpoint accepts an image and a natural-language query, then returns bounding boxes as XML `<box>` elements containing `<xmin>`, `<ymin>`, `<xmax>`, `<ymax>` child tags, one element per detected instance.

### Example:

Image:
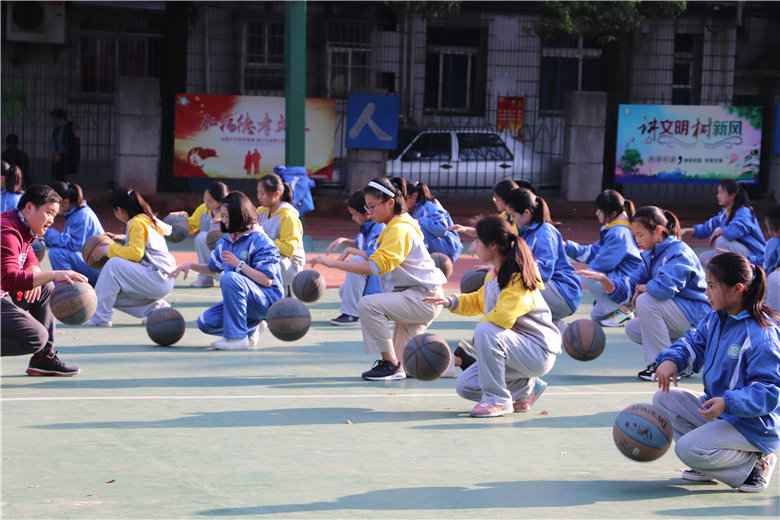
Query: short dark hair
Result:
<box><xmin>18</xmin><ymin>184</ymin><xmax>61</xmax><ymax>210</ymax></box>
<box><xmin>347</xmin><ymin>191</ymin><xmax>367</xmax><ymax>214</ymax></box>
<box><xmin>206</xmin><ymin>181</ymin><xmax>229</xmax><ymax>203</ymax></box>
<box><xmin>222</xmin><ymin>191</ymin><xmax>257</xmax><ymax>233</ymax></box>
<box><xmin>259</xmin><ymin>173</ymin><xmax>293</xmax><ymax>204</ymax></box>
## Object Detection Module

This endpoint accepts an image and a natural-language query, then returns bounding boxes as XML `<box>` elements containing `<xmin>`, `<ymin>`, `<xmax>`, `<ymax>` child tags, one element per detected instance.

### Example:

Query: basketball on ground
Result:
<box><xmin>403</xmin><ymin>333</ymin><xmax>452</xmax><ymax>381</ymax></box>
<box><xmin>146</xmin><ymin>307</ymin><xmax>186</xmax><ymax>346</ymax></box>
<box><xmin>613</xmin><ymin>403</ymin><xmax>673</xmax><ymax>462</ymax></box>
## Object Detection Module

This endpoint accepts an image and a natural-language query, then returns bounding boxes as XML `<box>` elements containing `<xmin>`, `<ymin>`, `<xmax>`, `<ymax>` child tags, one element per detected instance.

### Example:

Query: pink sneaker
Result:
<box><xmin>470</xmin><ymin>401</ymin><xmax>513</xmax><ymax>418</ymax></box>
<box><xmin>513</xmin><ymin>379</ymin><xmax>548</xmax><ymax>413</ymax></box>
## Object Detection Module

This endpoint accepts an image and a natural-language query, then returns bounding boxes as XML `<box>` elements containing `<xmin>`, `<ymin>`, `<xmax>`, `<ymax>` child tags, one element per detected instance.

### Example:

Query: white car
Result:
<box><xmin>386</xmin><ymin>129</ymin><xmax>555</xmax><ymax>188</ymax></box>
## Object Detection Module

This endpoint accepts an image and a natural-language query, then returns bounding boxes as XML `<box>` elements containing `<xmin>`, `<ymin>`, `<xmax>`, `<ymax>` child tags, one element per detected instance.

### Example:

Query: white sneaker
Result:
<box><xmin>681</xmin><ymin>468</ymin><xmax>716</xmax><ymax>483</ymax></box>
<box><xmin>249</xmin><ymin>321</ymin><xmax>268</xmax><ymax>348</ymax></box>
<box><xmin>84</xmin><ymin>317</ymin><xmax>112</xmax><ymax>327</ymax></box>
<box><xmin>191</xmin><ymin>277</ymin><xmax>214</xmax><ymax>288</ymax></box>
<box><xmin>599</xmin><ymin>309</ymin><xmax>634</xmax><ymax>328</ymax></box>
<box><xmin>211</xmin><ymin>337</ymin><xmax>252</xmax><ymax>351</ymax></box>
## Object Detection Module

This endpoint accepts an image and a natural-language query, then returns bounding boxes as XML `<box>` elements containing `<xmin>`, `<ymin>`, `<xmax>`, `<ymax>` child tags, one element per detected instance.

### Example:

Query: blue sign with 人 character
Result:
<box><xmin>346</xmin><ymin>94</ymin><xmax>400</xmax><ymax>150</ymax></box>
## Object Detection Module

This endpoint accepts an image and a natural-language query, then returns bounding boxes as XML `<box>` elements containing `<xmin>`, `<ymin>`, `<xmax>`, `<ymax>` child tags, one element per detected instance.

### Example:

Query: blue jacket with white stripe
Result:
<box><xmin>357</xmin><ymin>220</ymin><xmax>385</xmax><ymax>295</ymax></box>
<box><xmin>519</xmin><ymin>221</ymin><xmax>582</xmax><ymax>312</ymax></box>
<box><xmin>610</xmin><ymin>236</ymin><xmax>710</xmax><ymax>325</ymax></box>
<box><xmin>209</xmin><ymin>227</ymin><xmax>284</xmax><ymax>300</ymax></box>
<box><xmin>693</xmin><ymin>207</ymin><xmax>766</xmax><ymax>265</ymax></box>
<box><xmin>657</xmin><ymin>310</ymin><xmax>780</xmax><ymax>454</ymax></box>
<box><xmin>44</xmin><ymin>204</ymin><xmax>104</xmax><ymax>252</ymax></box>
<box><xmin>411</xmin><ymin>200</ymin><xmax>463</xmax><ymax>261</ymax></box>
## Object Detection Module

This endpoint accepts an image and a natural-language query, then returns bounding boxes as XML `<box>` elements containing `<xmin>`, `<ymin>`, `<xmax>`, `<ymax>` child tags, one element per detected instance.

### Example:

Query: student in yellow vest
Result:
<box><xmin>311</xmin><ymin>177</ymin><xmax>446</xmax><ymax>381</ymax></box>
<box><xmin>256</xmin><ymin>173</ymin><xmax>305</xmax><ymax>296</ymax></box>
<box><xmin>169</xmin><ymin>181</ymin><xmax>228</xmax><ymax>288</ymax></box>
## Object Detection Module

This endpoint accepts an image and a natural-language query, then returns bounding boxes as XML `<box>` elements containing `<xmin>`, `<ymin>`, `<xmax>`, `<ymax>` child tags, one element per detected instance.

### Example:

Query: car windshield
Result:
<box><xmin>457</xmin><ymin>133</ymin><xmax>513</xmax><ymax>161</ymax></box>
<box><xmin>401</xmin><ymin>133</ymin><xmax>452</xmax><ymax>162</ymax></box>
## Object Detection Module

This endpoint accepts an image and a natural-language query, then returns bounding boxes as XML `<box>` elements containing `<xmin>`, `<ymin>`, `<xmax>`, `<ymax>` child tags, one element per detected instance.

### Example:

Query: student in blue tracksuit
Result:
<box><xmin>326</xmin><ymin>191</ymin><xmax>385</xmax><ymax>326</ymax></box>
<box><xmin>566</xmin><ymin>189</ymin><xmax>643</xmax><ymax>327</ymax></box>
<box><xmin>1</xmin><ymin>162</ymin><xmax>23</xmax><ymax>212</ymax></box>
<box><xmin>406</xmin><ymin>182</ymin><xmax>463</xmax><ymax>261</ymax></box>
<box><xmin>170</xmin><ymin>191</ymin><xmax>284</xmax><ymax>351</ymax></box>
<box><xmin>653</xmin><ymin>252</ymin><xmax>780</xmax><ymax>493</ymax></box>
<box><xmin>611</xmin><ymin>206</ymin><xmax>710</xmax><ymax>381</ymax></box>
<box><xmin>505</xmin><ymin>188</ymin><xmax>582</xmax><ymax>327</ymax></box>
<box><xmin>45</xmin><ymin>182</ymin><xmax>104</xmax><ymax>285</ymax></box>
<box><xmin>682</xmin><ymin>179</ymin><xmax>766</xmax><ymax>267</ymax></box>
<box><xmin>762</xmin><ymin>205</ymin><xmax>780</xmax><ymax>312</ymax></box>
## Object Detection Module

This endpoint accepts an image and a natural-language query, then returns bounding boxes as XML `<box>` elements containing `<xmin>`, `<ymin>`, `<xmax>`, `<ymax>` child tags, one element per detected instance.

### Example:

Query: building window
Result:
<box><xmin>424</xmin><ymin>27</ymin><xmax>486</xmax><ymax>114</ymax></box>
<box><xmin>539</xmin><ymin>36</ymin><xmax>603</xmax><ymax>112</ymax></box>
<box><xmin>672</xmin><ymin>33</ymin><xmax>702</xmax><ymax>105</ymax></box>
<box><xmin>244</xmin><ymin>21</ymin><xmax>284</xmax><ymax>93</ymax></box>
<box><xmin>80</xmin><ymin>35</ymin><xmax>160</xmax><ymax>94</ymax></box>
<box><xmin>327</xmin><ymin>47</ymin><xmax>371</xmax><ymax>98</ymax></box>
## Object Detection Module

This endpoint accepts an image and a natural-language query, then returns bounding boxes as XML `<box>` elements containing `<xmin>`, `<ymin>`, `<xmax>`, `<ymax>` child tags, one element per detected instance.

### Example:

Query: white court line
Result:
<box><xmin>1</xmin><ymin>390</ymin><xmax>655</xmax><ymax>402</ymax></box>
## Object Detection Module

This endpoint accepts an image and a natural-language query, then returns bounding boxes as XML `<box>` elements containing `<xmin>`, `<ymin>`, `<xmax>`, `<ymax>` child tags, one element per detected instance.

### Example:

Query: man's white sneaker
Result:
<box><xmin>249</xmin><ymin>321</ymin><xmax>268</xmax><ymax>348</ymax></box>
<box><xmin>211</xmin><ymin>337</ymin><xmax>251</xmax><ymax>351</ymax></box>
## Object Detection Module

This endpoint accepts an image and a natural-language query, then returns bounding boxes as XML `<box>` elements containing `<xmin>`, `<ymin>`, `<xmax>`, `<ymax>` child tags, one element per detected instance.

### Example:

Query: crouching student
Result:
<box><xmin>615</xmin><ymin>206</ymin><xmax>711</xmax><ymax>381</ymax></box>
<box><xmin>45</xmin><ymin>182</ymin><xmax>104</xmax><ymax>285</ymax></box>
<box><xmin>425</xmin><ymin>216</ymin><xmax>561</xmax><ymax>418</ymax></box>
<box><xmin>257</xmin><ymin>173</ymin><xmax>305</xmax><ymax>296</ymax></box>
<box><xmin>85</xmin><ymin>189</ymin><xmax>175</xmax><ymax>326</ymax></box>
<box><xmin>682</xmin><ymin>180</ymin><xmax>766</xmax><ymax>267</ymax></box>
<box><xmin>567</xmin><ymin>189</ymin><xmax>643</xmax><ymax>327</ymax></box>
<box><xmin>762</xmin><ymin>205</ymin><xmax>780</xmax><ymax>312</ymax></box>
<box><xmin>505</xmin><ymin>188</ymin><xmax>581</xmax><ymax>327</ymax></box>
<box><xmin>171</xmin><ymin>191</ymin><xmax>284</xmax><ymax>350</ymax></box>
<box><xmin>406</xmin><ymin>182</ymin><xmax>463</xmax><ymax>261</ymax></box>
<box><xmin>653</xmin><ymin>252</ymin><xmax>780</xmax><ymax>493</ymax></box>
<box><xmin>326</xmin><ymin>191</ymin><xmax>385</xmax><ymax>326</ymax></box>
<box><xmin>311</xmin><ymin>178</ymin><xmax>446</xmax><ymax>381</ymax></box>
<box><xmin>169</xmin><ymin>181</ymin><xmax>228</xmax><ymax>288</ymax></box>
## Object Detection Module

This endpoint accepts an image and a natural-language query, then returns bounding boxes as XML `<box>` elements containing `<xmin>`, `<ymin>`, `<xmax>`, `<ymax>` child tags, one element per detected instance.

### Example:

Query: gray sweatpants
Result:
<box><xmin>340</xmin><ymin>256</ymin><xmax>368</xmax><ymax>317</ymax></box>
<box><xmin>93</xmin><ymin>257</ymin><xmax>174</xmax><ymax>323</ymax></box>
<box><xmin>699</xmin><ymin>236</ymin><xmax>751</xmax><ymax>267</ymax></box>
<box><xmin>193</xmin><ymin>231</ymin><xmax>215</xmax><ymax>285</ymax></box>
<box><xmin>767</xmin><ymin>270</ymin><xmax>780</xmax><ymax>313</ymax></box>
<box><xmin>581</xmin><ymin>277</ymin><xmax>620</xmax><ymax>321</ymax></box>
<box><xmin>358</xmin><ymin>286</ymin><xmax>442</xmax><ymax>363</ymax></box>
<box><xmin>456</xmin><ymin>321</ymin><xmax>556</xmax><ymax>406</ymax></box>
<box><xmin>625</xmin><ymin>293</ymin><xmax>693</xmax><ymax>365</ymax></box>
<box><xmin>653</xmin><ymin>388</ymin><xmax>760</xmax><ymax>488</ymax></box>
<box><xmin>541</xmin><ymin>281</ymin><xmax>575</xmax><ymax>322</ymax></box>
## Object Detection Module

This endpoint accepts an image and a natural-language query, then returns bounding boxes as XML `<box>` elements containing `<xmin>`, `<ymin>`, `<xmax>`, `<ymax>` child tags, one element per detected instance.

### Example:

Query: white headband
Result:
<box><xmin>367</xmin><ymin>180</ymin><xmax>396</xmax><ymax>198</ymax></box>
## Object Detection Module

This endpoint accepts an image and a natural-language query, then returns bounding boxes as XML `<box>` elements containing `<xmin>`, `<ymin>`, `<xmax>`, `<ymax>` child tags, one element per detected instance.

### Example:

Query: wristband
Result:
<box><xmin>236</xmin><ymin>261</ymin><xmax>246</xmax><ymax>272</ymax></box>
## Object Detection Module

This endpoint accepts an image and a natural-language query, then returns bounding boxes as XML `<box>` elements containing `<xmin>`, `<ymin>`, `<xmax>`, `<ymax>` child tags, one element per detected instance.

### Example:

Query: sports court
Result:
<box><xmin>2</xmin><ymin>242</ymin><xmax>778</xmax><ymax>519</ymax></box>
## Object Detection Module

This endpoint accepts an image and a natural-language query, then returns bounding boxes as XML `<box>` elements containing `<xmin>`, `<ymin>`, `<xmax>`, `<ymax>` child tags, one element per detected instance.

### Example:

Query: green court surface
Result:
<box><xmin>2</xmin><ymin>266</ymin><xmax>779</xmax><ymax>518</ymax></box>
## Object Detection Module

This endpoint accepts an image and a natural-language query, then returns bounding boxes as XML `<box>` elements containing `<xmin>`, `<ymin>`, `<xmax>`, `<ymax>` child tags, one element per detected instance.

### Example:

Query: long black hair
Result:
<box><xmin>596</xmin><ymin>189</ymin><xmax>635</xmax><ymax>221</ymax></box>
<box><xmin>493</xmin><ymin>179</ymin><xmax>519</xmax><ymax>203</ymax></box>
<box><xmin>50</xmin><ymin>181</ymin><xmax>85</xmax><ymax>207</ymax></box>
<box><xmin>630</xmin><ymin>206</ymin><xmax>681</xmax><ymax>239</ymax></box>
<box><xmin>364</xmin><ymin>177</ymin><xmax>406</xmax><ymax>214</ymax></box>
<box><xmin>390</xmin><ymin>177</ymin><xmax>409</xmax><ymax>199</ymax></box>
<box><xmin>259</xmin><ymin>173</ymin><xmax>292</xmax><ymax>204</ymax></box>
<box><xmin>505</xmin><ymin>188</ymin><xmax>552</xmax><ymax>225</ymax></box>
<box><xmin>707</xmin><ymin>252</ymin><xmax>779</xmax><ymax>328</ymax></box>
<box><xmin>719</xmin><ymin>179</ymin><xmax>754</xmax><ymax>224</ymax></box>
<box><xmin>475</xmin><ymin>215</ymin><xmax>540</xmax><ymax>291</ymax></box>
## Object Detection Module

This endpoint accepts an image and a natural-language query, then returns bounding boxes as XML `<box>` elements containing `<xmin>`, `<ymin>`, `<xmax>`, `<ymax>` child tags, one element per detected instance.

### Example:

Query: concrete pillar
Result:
<box><xmin>114</xmin><ymin>77</ymin><xmax>161</xmax><ymax>193</ymax></box>
<box><xmin>561</xmin><ymin>91</ymin><xmax>608</xmax><ymax>202</ymax></box>
<box><xmin>347</xmin><ymin>149</ymin><xmax>388</xmax><ymax>193</ymax></box>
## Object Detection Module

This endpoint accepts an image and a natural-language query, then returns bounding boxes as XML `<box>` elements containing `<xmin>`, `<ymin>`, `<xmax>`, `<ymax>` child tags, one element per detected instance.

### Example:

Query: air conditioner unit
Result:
<box><xmin>5</xmin><ymin>2</ymin><xmax>66</xmax><ymax>45</ymax></box>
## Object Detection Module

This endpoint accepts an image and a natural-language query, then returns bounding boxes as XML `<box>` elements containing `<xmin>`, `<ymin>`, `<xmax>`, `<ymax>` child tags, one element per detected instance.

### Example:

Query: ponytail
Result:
<box><xmin>111</xmin><ymin>188</ymin><xmax>156</xmax><ymax>222</ymax></box>
<box><xmin>506</xmin><ymin>188</ymin><xmax>552</xmax><ymax>225</ymax></box>
<box><xmin>475</xmin><ymin>216</ymin><xmax>522</xmax><ymax>290</ymax></box>
<box><xmin>390</xmin><ymin>177</ymin><xmax>409</xmax><ymax>199</ymax></box>
<box><xmin>631</xmin><ymin>206</ymin><xmax>681</xmax><ymax>239</ymax></box>
<box><xmin>4</xmin><ymin>164</ymin><xmax>23</xmax><ymax>193</ymax></box>
<box><xmin>719</xmin><ymin>179</ymin><xmax>754</xmax><ymax>223</ymax></box>
<box><xmin>51</xmin><ymin>181</ymin><xmax>84</xmax><ymax>207</ymax></box>
<box><xmin>596</xmin><ymin>189</ymin><xmax>633</xmax><ymax>221</ymax></box>
<box><xmin>259</xmin><ymin>173</ymin><xmax>293</xmax><ymax>204</ymax></box>
<box><xmin>408</xmin><ymin>182</ymin><xmax>435</xmax><ymax>203</ymax></box>
<box><xmin>707</xmin><ymin>252</ymin><xmax>780</xmax><ymax>328</ymax></box>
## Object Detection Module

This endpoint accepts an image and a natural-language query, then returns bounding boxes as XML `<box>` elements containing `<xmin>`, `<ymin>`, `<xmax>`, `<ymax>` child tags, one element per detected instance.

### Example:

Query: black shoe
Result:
<box><xmin>637</xmin><ymin>363</ymin><xmax>657</xmax><ymax>382</ymax></box>
<box><xmin>27</xmin><ymin>349</ymin><xmax>80</xmax><ymax>377</ymax></box>
<box><xmin>453</xmin><ymin>346</ymin><xmax>476</xmax><ymax>371</ymax></box>
<box><xmin>330</xmin><ymin>314</ymin><xmax>359</xmax><ymax>326</ymax></box>
<box><xmin>361</xmin><ymin>360</ymin><xmax>406</xmax><ymax>381</ymax></box>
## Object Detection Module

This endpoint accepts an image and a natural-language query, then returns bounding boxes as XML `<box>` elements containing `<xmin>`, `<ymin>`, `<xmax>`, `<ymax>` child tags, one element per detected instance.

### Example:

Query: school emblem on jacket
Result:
<box><xmin>727</xmin><ymin>344</ymin><xmax>742</xmax><ymax>359</ymax></box>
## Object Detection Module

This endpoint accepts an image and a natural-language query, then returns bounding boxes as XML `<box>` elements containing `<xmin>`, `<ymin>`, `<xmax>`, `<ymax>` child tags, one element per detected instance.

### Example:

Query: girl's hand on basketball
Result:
<box><xmin>169</xmin><ymin>263</ymin><xmax>192</xmax><ymax>279</ymax></box>
<box><xmin>52</xmin><ymin>270</ymin><xmax>88</xmax><ymax>284</ymax></box>
<box><xmin>423</xmin><ymin>296</ymin><xmax>449</xmax><ymax>308</ymax></box>
<box><xmin>24</xmin><ymin>285</ymin><xmax>42</xmax><ymax>303</ymax></box>
<box><xmin>699</xmin><ymin>397</ymin><xmax>725</xmax><ymax>420</ymax></box>
<box><xmin>655</xmin><ymin>360</ymin><xmax>678</xmax><ymax>392</ymax></box>
<box><xmin>221</xmin><ymin>250</ymin><xmax>240</xmax><ymax>267</ymax></box>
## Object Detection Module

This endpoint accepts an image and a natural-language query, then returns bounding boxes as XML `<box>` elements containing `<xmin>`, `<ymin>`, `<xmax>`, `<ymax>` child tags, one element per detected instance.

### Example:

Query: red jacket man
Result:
<box><xmin>1</xmin><ymin>181</ymin><xmax>86</xmax><ymax>376</ymax></box>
